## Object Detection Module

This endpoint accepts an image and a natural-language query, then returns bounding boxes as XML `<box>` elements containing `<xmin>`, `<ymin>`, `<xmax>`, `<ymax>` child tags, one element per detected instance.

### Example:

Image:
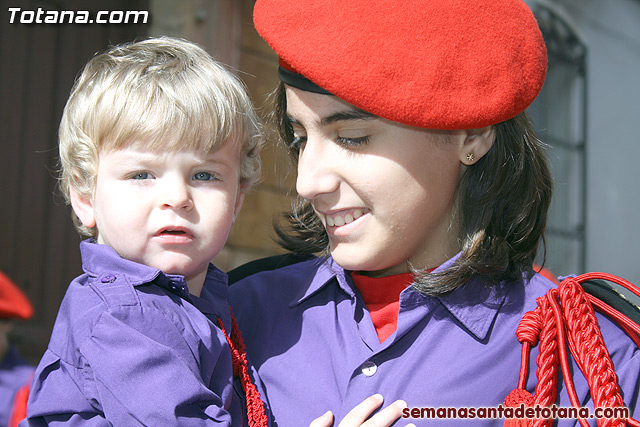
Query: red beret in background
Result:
<box><xmin>254</xmin><ymin>0</ymin><xmax>548</xmax><ymax>130</ymax></box>
<box><xmin>0</xmin><ymin>270</ymin><xmax>33</xmax><ymax>320</ymax></box>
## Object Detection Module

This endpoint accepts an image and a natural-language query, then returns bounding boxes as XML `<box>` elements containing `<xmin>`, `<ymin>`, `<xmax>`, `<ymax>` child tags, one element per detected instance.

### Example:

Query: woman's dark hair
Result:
<box><xmin>272</xmin><ymin>83</ymin><xmax>553</xmax><ymax>295</ymax></box>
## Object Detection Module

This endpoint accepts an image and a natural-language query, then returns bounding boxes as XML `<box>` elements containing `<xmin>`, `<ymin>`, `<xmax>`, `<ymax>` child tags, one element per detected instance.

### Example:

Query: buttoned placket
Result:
<box><xmin>343</xmin><ymin>272</ymin><xmax>438</xmax><ymax>381</ymax></box>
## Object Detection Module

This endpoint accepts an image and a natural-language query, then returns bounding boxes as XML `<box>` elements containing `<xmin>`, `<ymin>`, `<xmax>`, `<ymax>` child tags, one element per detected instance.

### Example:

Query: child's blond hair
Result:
<box><xmin>59</xmin><ymin>36</ymin><xmax>263</xmax><ymax>237</ymax></box>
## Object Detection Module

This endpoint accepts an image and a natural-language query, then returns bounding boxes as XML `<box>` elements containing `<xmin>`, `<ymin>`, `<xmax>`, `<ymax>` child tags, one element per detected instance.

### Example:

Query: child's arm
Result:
<box><xmin>24</xmin><ymin>304</ymin><xmax>236</xmax><ymax>426</ymax></box>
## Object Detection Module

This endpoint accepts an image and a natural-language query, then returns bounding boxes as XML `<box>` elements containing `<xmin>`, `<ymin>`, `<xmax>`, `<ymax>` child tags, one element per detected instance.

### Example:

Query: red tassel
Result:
<box><xmin>503</xmin><ymin>388</ymin><xmax>534</xmax><ymax>427</ymax></box>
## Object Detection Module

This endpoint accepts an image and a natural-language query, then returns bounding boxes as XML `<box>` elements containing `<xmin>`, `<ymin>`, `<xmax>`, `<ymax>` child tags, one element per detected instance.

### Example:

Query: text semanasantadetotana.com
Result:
<box><xmin>7</xmin><ymin>7</ymin><xmax>148</xmax><ymax>24</ymax></box>
<box><xmin>403</xmin><ymin>404</ymin><xmax>630</xmax><ymax>420</ymax></box>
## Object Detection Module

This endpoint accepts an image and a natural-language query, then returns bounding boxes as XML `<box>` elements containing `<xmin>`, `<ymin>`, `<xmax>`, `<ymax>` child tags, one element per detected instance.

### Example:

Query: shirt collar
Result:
<box><xmin>194</xmin><ymin>266</ymin><xmax>229</xmax><ymax>317</ymax></box>
<box><xmin>427</xmin><ymin>279</ymin><xmax>507</xmax><ymax>341</ymax></box>
<box><xmin>403</xmin><ymin>253</ymin><xmax>508</xmax><ymax>340</ymax></box>
<box><xmin>80</xmin><ymin>239</ymin><xmax>162</xmax><ymax>286</ymax></box>
<box><xmin>79</xmin><ymin>240</ymin><xmax>228</xmax><ymax>303</ymax></box>
<box><xmin>292</xmin><ymin>253</ymin><xmax>508</xmax><ymax>340</ymax></box>
<box><xmin>290</xmin><ymin>257</ymin><xmax>356</xmax><ymax>307</ymax></box>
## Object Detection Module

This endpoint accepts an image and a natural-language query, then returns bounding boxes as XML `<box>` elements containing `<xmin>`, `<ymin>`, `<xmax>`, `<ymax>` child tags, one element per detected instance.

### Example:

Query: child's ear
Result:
<box><xmin>68</xmin><ymin>183</ymin><xmax>97</xmax><ymax>229</ymax></box>
<box><xmin>459</xmin><ymin>126</ymin><xmax>496</xmax><ymax>165</ymax></box>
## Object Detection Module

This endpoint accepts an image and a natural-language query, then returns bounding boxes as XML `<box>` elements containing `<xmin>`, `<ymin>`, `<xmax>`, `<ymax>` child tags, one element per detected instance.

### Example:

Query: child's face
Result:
<box><xmin>71</xmin><ymin>142</ymin><xmax>244</xmax><ymax>285</ymax></box>
<box><xmin>286</xmin><ymin>87</ymin><xmax>477</xmax><ymax>276</ymax></box>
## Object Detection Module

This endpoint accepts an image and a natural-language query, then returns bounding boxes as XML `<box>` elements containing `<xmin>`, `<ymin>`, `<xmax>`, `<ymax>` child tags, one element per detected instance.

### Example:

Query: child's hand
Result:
<box><xmin>309</xmin><ymin>394</ymin><xmax>415</xmax><ymax>427</ymax></box>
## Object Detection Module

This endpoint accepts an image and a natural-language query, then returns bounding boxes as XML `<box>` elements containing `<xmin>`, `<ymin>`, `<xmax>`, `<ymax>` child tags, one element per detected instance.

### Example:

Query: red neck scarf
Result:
<box><xmin>351</xmin><ymin>271</ymin><xmax>414</xmax><ymax>343</ymax></box>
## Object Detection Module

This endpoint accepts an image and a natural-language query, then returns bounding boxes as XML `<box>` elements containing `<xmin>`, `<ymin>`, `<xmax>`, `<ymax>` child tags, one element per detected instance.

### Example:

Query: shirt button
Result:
<box><xmin>101</xmin><ymin>275</ymin><xmax>116</xmax><ymax>283</ymax></box>
<box><xmin>361</xmin><ymin>361</ymin><xmax>378</xmax><ymax>377</ymax></box>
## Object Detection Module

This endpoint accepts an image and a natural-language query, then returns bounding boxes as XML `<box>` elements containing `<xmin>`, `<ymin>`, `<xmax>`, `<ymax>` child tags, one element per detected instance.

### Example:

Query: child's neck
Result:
<box><xmin>186</xmin><ymin>269</ymin><xmax>208</xmax><ymax>297</ymax></box>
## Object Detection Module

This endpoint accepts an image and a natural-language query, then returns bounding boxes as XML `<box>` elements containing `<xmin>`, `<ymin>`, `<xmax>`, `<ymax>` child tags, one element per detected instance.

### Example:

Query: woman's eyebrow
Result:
<box><xmin>287</xmin><ymin>109</ymin><xmax>376</xmax><ymax>127</ymax></box>
<box><xmin>321</xmin><ymin>109</ymin><xmax>376</xmax><ymax>125</ymax></box>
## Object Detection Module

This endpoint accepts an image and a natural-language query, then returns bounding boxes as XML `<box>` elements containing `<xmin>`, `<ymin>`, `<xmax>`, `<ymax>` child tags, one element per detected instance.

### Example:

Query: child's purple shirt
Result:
<box><xmin>22</xmin><ymin>240</ymin><xmax>259</xmax><ymax>426</ymax></box>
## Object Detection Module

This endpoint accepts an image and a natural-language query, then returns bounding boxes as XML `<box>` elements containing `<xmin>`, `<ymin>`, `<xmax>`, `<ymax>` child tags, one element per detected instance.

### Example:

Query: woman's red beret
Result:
<box><xmin>254</xmin><ymin>0</ymin><xmax>548</xmax><ymax>129</ymax></box>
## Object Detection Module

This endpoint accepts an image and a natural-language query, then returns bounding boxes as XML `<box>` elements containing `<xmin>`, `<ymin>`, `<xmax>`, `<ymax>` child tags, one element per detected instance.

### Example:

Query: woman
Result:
<box><xmin>229</xmin><ymin>0</ymin><xmax>639</xmax><ymax>425</ymax></box>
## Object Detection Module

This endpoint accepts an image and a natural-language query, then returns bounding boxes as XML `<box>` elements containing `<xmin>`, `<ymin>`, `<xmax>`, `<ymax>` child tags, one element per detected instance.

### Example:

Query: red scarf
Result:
<box><xmin>351</xmin><ymin>271</ymin><xmax>414</xmax><ymax>343</ymax></box>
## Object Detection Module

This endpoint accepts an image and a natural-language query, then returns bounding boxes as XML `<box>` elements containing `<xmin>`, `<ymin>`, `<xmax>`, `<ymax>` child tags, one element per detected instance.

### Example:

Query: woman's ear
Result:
<box><xmin>68</xmin><ymin>183</ymin><xmax>96</xmax><ymax>229</ymax></box>
<box><xmin>459</xmin><ymin>126</ymin><xmax>496</xmax><ymax>165</ymax></box>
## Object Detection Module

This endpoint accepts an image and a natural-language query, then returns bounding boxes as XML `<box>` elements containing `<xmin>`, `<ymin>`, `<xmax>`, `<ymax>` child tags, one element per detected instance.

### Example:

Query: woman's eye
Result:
<box><xmin>193</xmin><ymin>172</ymin><xmax>217</xmax><ymax>181</ymax></box>
<box><xmin>289</xmin><ymin>135</ymin><xmax>307</xmax><ymax>151</ymax></box>
<box><xmin>130</xmin><ymin>172</ymin><xmax>153</xmax><ymax>180</ymax></box>
<box><xmin>336</xmin><ymin>136</ymin><xmax>370</xmax><ymax>147</ymax></box>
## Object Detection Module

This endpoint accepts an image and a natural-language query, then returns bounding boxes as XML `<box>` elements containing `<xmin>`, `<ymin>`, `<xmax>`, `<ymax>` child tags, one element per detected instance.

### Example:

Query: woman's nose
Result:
<box><xmin>295</xmin><ymin>138</ymin><xmax>340</xmax><ymax>201</ymax></box>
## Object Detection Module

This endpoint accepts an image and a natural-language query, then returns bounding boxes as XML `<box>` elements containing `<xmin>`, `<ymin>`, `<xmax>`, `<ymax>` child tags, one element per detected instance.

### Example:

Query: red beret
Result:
<box><xmin>0</xmin><ymin>270</ymin><xmax>33</xmax><ymax>320</ymax></box>
<box><xmin>254</xmin><ymin>0</ymin><xmax>547</xmax><ymax>129</ymax></box>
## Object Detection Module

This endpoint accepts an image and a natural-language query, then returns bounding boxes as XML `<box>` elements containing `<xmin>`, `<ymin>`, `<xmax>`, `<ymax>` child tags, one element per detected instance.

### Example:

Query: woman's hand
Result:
<box><xmin>309</xmin><ymin>394</ymin><xmax>415</xmax><ymax>427</ymax></box>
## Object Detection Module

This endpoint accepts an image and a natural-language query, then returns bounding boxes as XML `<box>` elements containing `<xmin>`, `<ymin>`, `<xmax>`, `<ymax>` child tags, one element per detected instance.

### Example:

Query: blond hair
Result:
<box><xmin>59</xmin><ymin>36</ymin><xmax>263</xmax><ymax>236</ymax></box>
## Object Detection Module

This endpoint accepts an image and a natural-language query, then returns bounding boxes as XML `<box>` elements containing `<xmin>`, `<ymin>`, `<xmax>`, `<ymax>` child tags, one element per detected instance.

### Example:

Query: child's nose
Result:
<box><xmin>160</xmin><ymin>178</ymin><xmax>193</xmax><ymax>210</ymax></box>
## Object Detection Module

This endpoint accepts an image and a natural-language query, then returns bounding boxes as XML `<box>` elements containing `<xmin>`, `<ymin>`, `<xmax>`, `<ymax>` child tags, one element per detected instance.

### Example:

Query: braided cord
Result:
<box><xmin>531</xmin><ymin>295</ymin><xmax>560</xmax><ymax>427</ymax></box>
<box><xmin>504</xmin><ymin>273</ymin><xmax>640</xmax><ymax>427</ymax></box>
<box><xmin>559</xmin><ymin>278</ymin><xmax>624</xmax><ymax>427</ymax></box>
<box><xmin>218</xmin><ymin>311</ymin><xmax>269</xmax><ymax>427</ymax></box>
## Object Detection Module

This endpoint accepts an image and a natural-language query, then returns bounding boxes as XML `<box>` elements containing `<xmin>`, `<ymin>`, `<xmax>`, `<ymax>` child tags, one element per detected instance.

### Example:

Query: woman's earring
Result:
<box><xmin>466</xmin><ymin>152</ymin><xmax>475</xmax><ymax>162</ymax></box>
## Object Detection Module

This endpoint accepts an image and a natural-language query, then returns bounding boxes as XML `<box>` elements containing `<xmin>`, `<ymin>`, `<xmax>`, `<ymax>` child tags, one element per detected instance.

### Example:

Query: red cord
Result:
<box><xmin>218</xmin><ymin>311</ymin><xmax>269</xmax><ymax>427</ymax></box>
<box><xmin>586</xmin><ymin>295</ymin><xmax>640</xmax><ymax>348</ymax></box>
<box><xmin>504</xmin><ymin>273</ymin><xmax>639</xmax><ymax>427</ymax></box>
<box><xmin>547</xmin><ymin>289</ymin><xmax>590</xmax><ymax>427</ymax></box>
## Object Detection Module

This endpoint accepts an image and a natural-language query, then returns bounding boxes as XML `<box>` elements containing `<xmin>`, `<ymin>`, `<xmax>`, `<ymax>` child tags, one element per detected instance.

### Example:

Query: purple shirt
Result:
<box><xmin>22</xmin><ymin>240</ymin><xmax>267</xmax><ymax>426</ymax></box>
<box><xmin>229</xmin><ymin>255</ymin><xmax>639</xmax><ymax>426</ymax></box>
<box><xmin>0</xmin><ymin>346</ymin><xmax>34</xmax><ymax>426</ymax></box>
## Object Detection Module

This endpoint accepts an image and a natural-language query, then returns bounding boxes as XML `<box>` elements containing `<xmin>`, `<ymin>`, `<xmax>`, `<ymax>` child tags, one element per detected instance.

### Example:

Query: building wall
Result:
<box><xmin>570</xmin><ymin>0</ymin><xmax>640</xmax><ymax>282</ymax></box>
<box><xmin>528</xmin><ymin>0</ymin><xmax>640</xmax><ymax>284</ymax></box>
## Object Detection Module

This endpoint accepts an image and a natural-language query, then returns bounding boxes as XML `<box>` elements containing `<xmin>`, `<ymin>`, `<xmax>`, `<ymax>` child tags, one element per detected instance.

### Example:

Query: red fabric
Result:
<box><xmin>0</xmin><ymin>270</ymin><xmax>33</xmax><ymax>320</ymax></box>
<box><xmin>8</xmin><ymin>379</ymin><xmax>31</xmax><ymax>427</ymax></box>
<box><xmin>254</xmin><ymin>0</ymin><xmax>547</xmax><ymax>129</ymax></box>
<box><xmin>534</xmin><ymin>264</ymin><xmax>560</xmax><ymax>285</ymax></box>
<box><xmin>351</xmin><ymin>271</ymin><xmax>414</xmax><ymax>343</ymax></box>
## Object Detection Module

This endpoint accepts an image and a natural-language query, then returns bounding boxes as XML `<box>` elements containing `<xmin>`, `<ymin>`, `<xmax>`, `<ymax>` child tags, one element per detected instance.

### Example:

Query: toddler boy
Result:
<box><xmin>21</xmin><ymin>37</ymin><xmax>267</xmax><ymax>426</ymax></box>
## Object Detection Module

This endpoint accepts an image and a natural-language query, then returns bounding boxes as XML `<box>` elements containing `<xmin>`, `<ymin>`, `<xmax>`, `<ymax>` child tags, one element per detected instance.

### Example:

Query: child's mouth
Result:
<box><xmin>155</xmin><ymin>228</ymin><xmax>193</xmax><ymax>243</ymax></box>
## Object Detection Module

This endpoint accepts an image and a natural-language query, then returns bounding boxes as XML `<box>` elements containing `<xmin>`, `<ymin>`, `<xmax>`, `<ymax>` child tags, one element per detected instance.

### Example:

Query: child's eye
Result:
<box><xmin>336</xmin><ymin>136</ymin><xmax>370</xmax><ymax>147</ymax></box>
<box><xmin>193</xmin><ymin>172</ymin><xmax>218</xmax><ymax>181</ymax></box>
<box><xmin>130</xmin><ymin>172</ymin><xmax>153</xmax><ymax>180</ymax></box>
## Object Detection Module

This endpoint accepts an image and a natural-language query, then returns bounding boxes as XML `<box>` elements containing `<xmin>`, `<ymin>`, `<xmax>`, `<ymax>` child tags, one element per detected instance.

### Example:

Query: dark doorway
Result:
<box><xmin>1</xmin><ymin>0</ymin><xmax>149</xmax><ymax>361</ymax></box>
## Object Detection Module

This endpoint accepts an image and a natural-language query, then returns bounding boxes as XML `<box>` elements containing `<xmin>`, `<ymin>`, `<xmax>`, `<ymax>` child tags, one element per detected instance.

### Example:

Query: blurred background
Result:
<box><xmin>0</xmin><ymin>0</ymin><xmax>639</xmax><ymax>362</ymax></box>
